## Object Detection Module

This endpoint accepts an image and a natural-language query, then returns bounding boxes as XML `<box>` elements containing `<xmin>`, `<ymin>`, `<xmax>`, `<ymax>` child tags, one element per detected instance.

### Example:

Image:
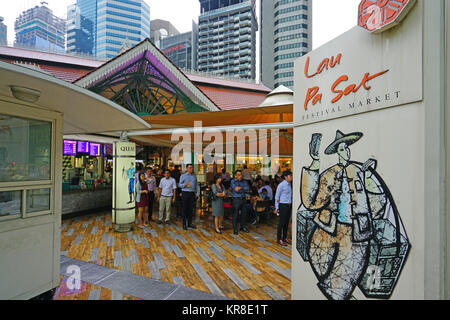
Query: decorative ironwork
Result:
<box><xmin>88</xmin><ymin>52</ymin><xmax>208</xmax><ymax>116</ymax></box>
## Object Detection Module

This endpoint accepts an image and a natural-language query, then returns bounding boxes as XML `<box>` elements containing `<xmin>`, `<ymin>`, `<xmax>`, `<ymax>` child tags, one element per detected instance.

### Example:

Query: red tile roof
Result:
<box><xmin>186</xmin><ymin>73</ymin><xmax>271</xmax><ymax>93</ymax></box>
<box><xmin>0</xmin><ymin>45</ymin><xmax>270</xmax><ymax>111</ymax></box>
<box><xmin>196</xmin><ymin>85</ymin><xmax>268</xmax><ymax>110</ymax></box>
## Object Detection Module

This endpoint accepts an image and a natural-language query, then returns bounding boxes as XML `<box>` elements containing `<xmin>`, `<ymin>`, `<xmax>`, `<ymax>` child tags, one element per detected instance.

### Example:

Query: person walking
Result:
<box><xmin>179</xmin><ymin>164</ymin><xmax>199</xmax><ymax>230</ymax></box>
<box><xmin>145</xmin><ymin>168</ymin><xmax>156</xmax><ymax>222</ymax></box>
<box><xmin>230</xmin><ymin>170</ymin><xmax>250</xmax><ymax>234</ymax></box>
<box><xmin>274</xmin><ymin>170</ymin><xmax>293</xmax><ymax>246</ymax></box>
<box><xmin>135</xmin><ymin>173</ymin><xmax>149</xmax><ymax>228</ymax></box>
<box><xmin>156</xmin><ymin>169</ymin><xmax>177</xmax><ymax>225</ymax></box>
<box><xmin>211</xmin><ymin>173</ymin><xmax>226</xmax><ymax>234</ymax></box>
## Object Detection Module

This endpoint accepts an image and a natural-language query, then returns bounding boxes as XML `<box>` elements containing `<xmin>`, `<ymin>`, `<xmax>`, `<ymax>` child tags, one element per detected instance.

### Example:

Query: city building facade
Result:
<box><xmin>198</xmin><ymin>0</ymin><xmax>257</xmax><ymax>79</ymax></box>
<box><xmin>0</xmin><ymin>17</ymin><xmax>7</xmax><ymax>46</ymax></box>
<box><xmin>150</xmin><ymin>19</ymin><xmax>180</xmax><ymax>48</ymax></box>
<box><xmin>68</xmin><ymin>0</ymin><xmax>150</xmax><ymax>59</ymax></box>
<box><xmin>14</xmin><ymin>3</ymin><xmax>66</xmax><ymax>53</ymax></box>
<box><xmin>160</xmin><ymin>22</ymin><xmax>199</xmax><ymax>71</ymax></box>
<box><xmin>96</xmin><ymin>0</ymin><xmax>151</xmax><ymax>59</ymax></box>
<box><xmin>260</xmin><ymin>0</ymin><xmax>312</xmax><ymax>89</ymax></box>
<box><xmin>67</xmin><ymin>4</ymin><xmax>95</xmax><ymax>55</ymax></box>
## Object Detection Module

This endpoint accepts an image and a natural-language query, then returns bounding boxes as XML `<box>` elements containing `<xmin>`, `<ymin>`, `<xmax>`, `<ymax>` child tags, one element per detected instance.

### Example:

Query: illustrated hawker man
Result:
<box><xmin>122</xmin><ymin>162</ymin><xmax>136</xmax><ymax>204</ymax></box>
<box><xmin>301</xmin><ymin>130</ymin><xmax>388</xmax><ymax>300</ymax></box>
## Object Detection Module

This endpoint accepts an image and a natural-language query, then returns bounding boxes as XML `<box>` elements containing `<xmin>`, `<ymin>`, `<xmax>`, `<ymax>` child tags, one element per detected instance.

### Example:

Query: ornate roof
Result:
<box><xmin>74</xmin><ymin>39</ymin><xmax>218</xmax><ymax>115</ymax></box>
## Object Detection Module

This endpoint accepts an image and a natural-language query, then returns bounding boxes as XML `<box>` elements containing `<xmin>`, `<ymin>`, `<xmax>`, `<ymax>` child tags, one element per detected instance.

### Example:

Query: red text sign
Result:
<box><xmin>358</xmin><ymin>0</ymin><xmax>416</xmax><ymax>33</ymax></box>
<box><xmin>303</xmin><ymin>53</ymin><xmax>389</xmax><ymax>110</ymax></box>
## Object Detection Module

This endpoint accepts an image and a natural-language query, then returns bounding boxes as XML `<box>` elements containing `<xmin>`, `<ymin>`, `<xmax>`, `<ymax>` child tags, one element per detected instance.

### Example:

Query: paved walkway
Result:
<box><xmin>57</xmin><ymin>211</ymin><xmax>292</xmax><ymax>300</ymax></box>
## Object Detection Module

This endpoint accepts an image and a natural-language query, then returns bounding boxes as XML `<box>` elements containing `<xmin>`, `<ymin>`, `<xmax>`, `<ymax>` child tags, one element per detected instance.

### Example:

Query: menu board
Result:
<box><xmin>104</xmin><ymin>144</ymin><xmax>113</xmax><ymax>156</ymax></box>
<box><xmin>90</xmin><ymin>143</ymin><xmax>101</xmax><ymax>157</ymax></box>
<box><xmin>77</xmin><ymin>141</ymin><xmax>89</xmax><ymax>153</ymax></box>
<box><xmin>63</xmin><ymin>140</ymin><xmax>77</xmax><ymax>155</ymax></box>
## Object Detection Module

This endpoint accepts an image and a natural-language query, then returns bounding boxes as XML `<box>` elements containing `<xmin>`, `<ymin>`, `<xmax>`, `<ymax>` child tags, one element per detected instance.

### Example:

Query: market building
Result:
<box><xmin>0</xmin><ymin>37</ymin><xmax>293</xmax><ymax>300</ymax></box>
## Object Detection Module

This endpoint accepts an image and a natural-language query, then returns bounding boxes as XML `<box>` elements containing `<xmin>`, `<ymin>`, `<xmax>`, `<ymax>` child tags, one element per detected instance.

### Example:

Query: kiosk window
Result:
<box><xmin>0</xmin><ymin>114</ymin><xmax>51</xmax><ymax>183</ymax></box>
<box><xmin>26</xmin><ymin>188</ymin><xmax>50</xmax><ymax>213</ymax></box>
<box><xmin>0</xmin><ymin>190</ymin><xmax>21</xmax><ymax>217</ymax></box>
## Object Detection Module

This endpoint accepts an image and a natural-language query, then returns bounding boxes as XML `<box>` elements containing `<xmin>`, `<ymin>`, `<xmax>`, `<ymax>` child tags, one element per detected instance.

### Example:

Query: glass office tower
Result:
<box><xmin>67</xmin><ymin>0</ymin><xmax>150</xmax><ymax>59</ymax></box>
<box><xmin>96</xmin><ymin>0</ymin><xmax>150</xmax><ymax>59</ymax></box>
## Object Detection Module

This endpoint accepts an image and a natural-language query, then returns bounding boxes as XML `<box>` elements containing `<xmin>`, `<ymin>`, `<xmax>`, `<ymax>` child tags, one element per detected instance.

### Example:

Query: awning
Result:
<box><xmin>63</xmin><ymin>134</ymin><xmax>120</xmax><ymax>145</ymax></box>
<box><xmin>129</xmin><ymin>104</ymin><xmax>293</xmax><ymax>155</ymax></box>
<box><xmin>0</xmin><ymin>61</ymin><xmax>152</xmax><ymax>135</ymax></box>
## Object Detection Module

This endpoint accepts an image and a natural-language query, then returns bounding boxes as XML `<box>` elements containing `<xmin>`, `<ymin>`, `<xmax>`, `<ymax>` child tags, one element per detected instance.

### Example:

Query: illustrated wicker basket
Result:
<box><xmin>358</xmin><ymin>198</ymin><xmax>411</xmax><ymax>299</ymax></box>
<box><xmin>296</xmin><ymin>207</ymin><xmax>316</xmax><ymax>262</ymax></box>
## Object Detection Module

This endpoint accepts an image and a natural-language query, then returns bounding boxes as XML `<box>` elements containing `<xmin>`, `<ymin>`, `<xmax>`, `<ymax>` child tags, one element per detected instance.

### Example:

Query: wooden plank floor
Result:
<box><xmin>57</xmin><ymin>210</ymin><xmax>292</xmax><ymax>300</ymax></box>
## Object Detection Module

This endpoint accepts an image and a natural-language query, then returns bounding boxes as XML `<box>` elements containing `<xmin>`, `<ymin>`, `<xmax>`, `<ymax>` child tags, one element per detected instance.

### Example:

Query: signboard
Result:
<box><xmin>294</xmin><ymin>1</ymin><xmax>422</xmax><ymax>126</ymax></box>
<box><xmin>89</xmin><ymin>143</ymin><xmax>101</xmax><ymax>157</ymax></box>
<box><xmin>358</xmin><ymin>0</ymin><xmax>417</xmax><ymax>33</ymax></box>
<box><xmin>77</xmin><ymin>141</ymin><xmax>89</xmax><ymax>153</ymax></box>
<box><xmin>292</xmin><ymin>0</ymin><xmax>424</xmax><ymax>300</ymax></box>
<box><xmin>63</xmin><ymin>140</ymin><xmax>77</xmax><ymax>155</ymax></box>
<box><xmin>104</xmin><ymin>144</ymin><xmax>113</xmax><ymax>156</ymax></box>
<box><xmin>112</xmin><ymin>141</ymin><xmax>136</xmax><ymax>231</ymax></box>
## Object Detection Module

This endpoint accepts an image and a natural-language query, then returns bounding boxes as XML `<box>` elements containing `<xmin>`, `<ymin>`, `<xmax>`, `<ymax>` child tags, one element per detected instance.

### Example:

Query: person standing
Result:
<box><xmin>274</xmin><ymin>170</ymin><xmax>293</xmax><ymax>246</ymax></box>
<box><xmin>145</xmin><ymin>168</ymin><xmax>156</xmax><ymax>222</ymax></box>
<box><xmin>179</xmin><ymin>164</ymin><xmax>199</xmax><ymax>230</ymax></box>
<box><xmin>156</xmin><ymin>169</ymin><xmax>177</xmax><ymax>225</ymax></box>
<box><xmin>221</xmin><ymin>168</ymin><xmax>231</xmax><ymax>189</ymax></box>
<box><xmin>211</xmin><ymin>174</ymin><xmax>226</xmax><ymax>234</ymax></box>
<box><xmin>230</xmin><ymin>170</ymin><xmax>250</xmax><ymax>234</ymax></box>
<box><xmin>135</xmin><ymin>173</ymin><xmax>149</xmax><ymax>228</ymax></box>
<box><xmin>242</xmin><ymin>165</ymin><xmax>252</xmax><ymax>186</ymax></box>
<box><xmin>171</xmin><ymin>165</ymin><xmax>182</xmax><ymax>219</ymax></box>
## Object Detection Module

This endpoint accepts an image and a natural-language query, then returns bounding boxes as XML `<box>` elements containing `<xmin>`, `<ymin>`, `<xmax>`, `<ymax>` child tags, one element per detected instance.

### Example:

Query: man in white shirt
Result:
<box><xmin>258</xmin><ymin>181</ymin><xmax>273</xmax><ymax>200</ymax></box>
<box><xmin>156</xmin><ymin>169</ymin><xmax>177</xmax><ymax>225</ymax></box>
<box><xmin>274</xmin><ymin>170</ymin><xmax>293</xmax><ymax>246</ymax></box>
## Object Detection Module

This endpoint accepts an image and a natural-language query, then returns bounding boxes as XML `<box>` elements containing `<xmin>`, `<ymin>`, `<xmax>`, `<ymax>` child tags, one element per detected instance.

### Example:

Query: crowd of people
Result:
<box><xmin>132</xmin><ymin>163</ymin><xmax>293</xmax><ymax>246</ymax></box>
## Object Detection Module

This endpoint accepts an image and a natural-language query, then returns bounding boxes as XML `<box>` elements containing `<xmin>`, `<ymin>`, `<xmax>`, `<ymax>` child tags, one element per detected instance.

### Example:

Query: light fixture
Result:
<box><xmin>9</xmin><ymin>86</ymin><xmax>41</xmax><ymax>103</ymax></box>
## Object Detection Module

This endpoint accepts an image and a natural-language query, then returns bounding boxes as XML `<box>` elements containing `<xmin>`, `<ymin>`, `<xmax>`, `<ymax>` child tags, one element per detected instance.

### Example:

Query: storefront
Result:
<box><xmin>60</xmin><ymin>137</ymin><xmax>116</xmax><ymax>215</ymax></box>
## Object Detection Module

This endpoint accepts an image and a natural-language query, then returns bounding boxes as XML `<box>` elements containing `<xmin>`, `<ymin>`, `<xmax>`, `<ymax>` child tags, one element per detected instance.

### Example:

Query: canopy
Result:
<box><xmin>129</xmin><ymin>104</ymin><xmax>293</xmax><ymax>155</ymax></box>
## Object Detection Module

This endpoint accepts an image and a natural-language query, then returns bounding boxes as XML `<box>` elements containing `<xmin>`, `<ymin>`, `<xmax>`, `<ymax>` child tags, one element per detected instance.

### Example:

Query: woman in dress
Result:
<box><xmin>136</xmin><ymin>173</ymin><xmax>149</xmax><ymax>228</ymax></box>
<box><xmin>211</xmin><ymin>173</ymin><xmax>226</xmax><ymax>234</ymax></box>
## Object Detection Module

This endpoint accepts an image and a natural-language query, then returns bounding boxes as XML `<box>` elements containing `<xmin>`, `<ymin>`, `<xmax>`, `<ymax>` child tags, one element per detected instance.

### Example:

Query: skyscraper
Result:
<box><xmin>260</xmin><ymin>0</ymin><xmax>312</xmax><ymax>89</ymax></box>
<box><xmin>0</xmin><ymin>17</ymin><xmax>7</xmax><ymax>46</ymax></box>
<box><xmin>96</xmin><ymin>0</ymin><xmax>150</xmax><ymax>59</ymax></box>
<box><xmin>197</xmin><ymin>0</ymin><xmax>258</xmax><ymax>80</ymax></box>
<box><xmin>15</xmin><ymin>2</ymin><xmax>66</xmax><ymax>53</ymax></box>
<box><xmin>67</xmin><ymin>0</ymin><xmax>150</xmax><ymax>59</ymax></box>
<box><xmin>150</xmin><ymin>19</ymin><xmax>180</xmax><ymax>48</ymax></box>
<box><xmin>67</xmin><ymin>4</ymin><xmax>94</xmax><ymax>55</ymax></box>
<box><xmin>160</xmin><ymin>21</ymin><xmax>199</xmax><ymax>71</ymax></box>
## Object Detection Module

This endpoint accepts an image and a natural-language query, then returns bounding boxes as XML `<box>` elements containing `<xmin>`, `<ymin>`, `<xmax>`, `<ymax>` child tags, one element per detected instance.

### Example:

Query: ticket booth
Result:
<box><xmin>0</xmin><ymin>61</ymin><xmax>150</xmax><ymax>299</ymax></box>
<box><xmin>292</xmin><ymin>0</ymin><xmax>449</xmax><ymax>300</ymax></box>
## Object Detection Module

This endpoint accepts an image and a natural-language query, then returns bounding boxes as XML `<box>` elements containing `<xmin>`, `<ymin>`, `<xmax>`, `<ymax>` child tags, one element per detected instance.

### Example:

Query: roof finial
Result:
<box><xmin>119</xmin><ymin>29</ymin><xmax>132</xmax><ymax>54</ymax></box>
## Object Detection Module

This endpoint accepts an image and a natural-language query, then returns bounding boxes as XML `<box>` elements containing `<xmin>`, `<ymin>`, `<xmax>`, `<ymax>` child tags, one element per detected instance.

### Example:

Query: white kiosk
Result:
<box><xmin>292</xmin><ymin>0</ymin><xmax>449</xmax><ymax>299</ymax></box>
<box><xmin>0</xmin><ymin>61</ymin><xmax>150</xmax><ymax>299</ymax></box>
